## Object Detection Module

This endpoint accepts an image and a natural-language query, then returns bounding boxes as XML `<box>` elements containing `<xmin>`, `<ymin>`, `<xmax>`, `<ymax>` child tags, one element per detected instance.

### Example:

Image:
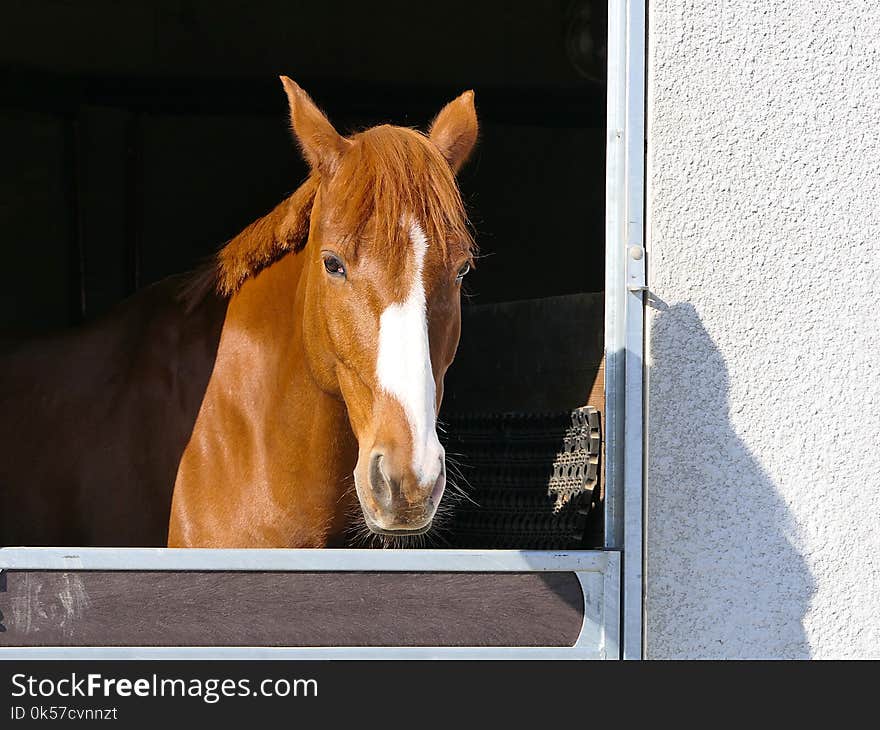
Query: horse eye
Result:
<box><xmin>323</xmin><ymin>254</ymin><xmax>346</xmax><ymax>278</ymax></box>
<box><xmin>456</xmin><ymin>262</ymin><xmax>471</xmax><ymax>281</ymax></box>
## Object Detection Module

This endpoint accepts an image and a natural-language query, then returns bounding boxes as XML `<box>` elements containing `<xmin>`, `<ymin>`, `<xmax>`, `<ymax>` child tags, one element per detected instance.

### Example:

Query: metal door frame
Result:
<box><xmin>0</xmin><ymin>0</ymin><xmax>646</xmax><ymax>661</ymax></box>
<box><xmin>604</xmin><ymin>0</ymin><xmax>646</xmax><ymax>659</ymax></box>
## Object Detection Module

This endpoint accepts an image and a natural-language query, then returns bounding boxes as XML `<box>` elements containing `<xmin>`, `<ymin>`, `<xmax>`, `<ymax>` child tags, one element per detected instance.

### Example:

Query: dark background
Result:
<box><xmin>0</xmin><ymin>0</ymin><xmax>606</xmax><ymax>336</ymax></box>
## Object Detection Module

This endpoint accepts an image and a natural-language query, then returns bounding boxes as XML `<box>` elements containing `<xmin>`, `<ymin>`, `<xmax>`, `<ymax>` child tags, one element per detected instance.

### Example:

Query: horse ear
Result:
<box><xmin>280</xmin><ymin>76</ymin><xmax>349</xmax><ymax>174</ymax></box>
<box><xmin>429</xmin><ymin>90</ymin><xmax>478</xmax><ymax>173</ymax></box>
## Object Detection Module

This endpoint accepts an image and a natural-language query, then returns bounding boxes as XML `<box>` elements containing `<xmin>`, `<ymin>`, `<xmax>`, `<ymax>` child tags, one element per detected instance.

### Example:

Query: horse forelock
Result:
<box><xmin>181</xmin><ymin>124</ymin><xmax>474</xmax><ymax>307</ymax></box>
<box><xmin>322</xmin><ymin>126</ymin><xmax>474</xmax><ymax>263</ymax></box>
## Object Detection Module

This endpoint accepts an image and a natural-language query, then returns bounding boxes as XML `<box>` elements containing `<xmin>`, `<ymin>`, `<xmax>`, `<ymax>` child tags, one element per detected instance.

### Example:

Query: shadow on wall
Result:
<box><xmin>646</xmin><ymin>301</ymin><xmax>815</xmax><ymax>659</ymax></box>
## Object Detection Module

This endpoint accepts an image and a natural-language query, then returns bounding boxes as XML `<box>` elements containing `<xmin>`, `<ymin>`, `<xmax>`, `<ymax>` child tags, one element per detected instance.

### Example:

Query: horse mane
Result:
<box><xmin>180</xmin><ymin>124</ymin><xmax>473</xmax><ymax>306</ymax></box>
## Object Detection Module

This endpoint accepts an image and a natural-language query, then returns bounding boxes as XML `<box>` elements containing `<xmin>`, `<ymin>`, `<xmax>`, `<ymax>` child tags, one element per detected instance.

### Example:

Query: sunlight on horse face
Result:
<box><xmin>282</xmin><ymin>77</ymin><xmax>478</xmax><ymax>536</ymax></box>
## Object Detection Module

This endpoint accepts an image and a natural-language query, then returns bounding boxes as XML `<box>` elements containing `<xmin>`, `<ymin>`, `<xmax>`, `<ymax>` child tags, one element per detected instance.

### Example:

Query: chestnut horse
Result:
<box><xmin>0</xmin><ymin>78</ymin><xmax>477</xmax><ymax>547</ymax></box>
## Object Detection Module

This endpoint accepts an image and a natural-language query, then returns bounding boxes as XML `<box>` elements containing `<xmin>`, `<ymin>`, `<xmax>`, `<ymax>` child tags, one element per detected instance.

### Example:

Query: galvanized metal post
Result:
<box><xmin>605</xmin><ymin>0</ymin><xmax>646</xmax><ymax>660</ymax></box>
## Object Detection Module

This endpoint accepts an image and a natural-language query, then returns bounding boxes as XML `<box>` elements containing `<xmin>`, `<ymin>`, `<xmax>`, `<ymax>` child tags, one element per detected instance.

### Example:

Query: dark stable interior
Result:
<box><xmin>0</xmin><ymin>0</ymin><xmax>607</xmax><ymax>547</ymax></box>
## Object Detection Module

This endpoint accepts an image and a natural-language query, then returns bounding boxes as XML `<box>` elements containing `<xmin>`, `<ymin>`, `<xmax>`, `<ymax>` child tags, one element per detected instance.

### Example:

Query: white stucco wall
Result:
<box><xmin>646</xmin><ymin>0</ymin><xmax>880</xmax><ymax>658</ymax></box>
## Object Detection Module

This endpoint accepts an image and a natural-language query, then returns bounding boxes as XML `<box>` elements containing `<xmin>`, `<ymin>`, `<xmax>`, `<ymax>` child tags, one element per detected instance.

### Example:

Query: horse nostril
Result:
<box><xmin>368</xmin><ymin>452</ymin><xmax>393</xmax><ymax>508</ymax></box>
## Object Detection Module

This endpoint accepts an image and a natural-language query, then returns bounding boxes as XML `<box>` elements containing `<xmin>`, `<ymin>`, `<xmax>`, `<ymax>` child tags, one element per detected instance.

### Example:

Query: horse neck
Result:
<box><xmin>221</xmin><ymin>251</ymin><xmax>345</xmax><ymax>430</ymax></box>
<box><xmin>212</xmin><ymin>249</ymin><xmax>357</xmax><ymax>507</ymax></box>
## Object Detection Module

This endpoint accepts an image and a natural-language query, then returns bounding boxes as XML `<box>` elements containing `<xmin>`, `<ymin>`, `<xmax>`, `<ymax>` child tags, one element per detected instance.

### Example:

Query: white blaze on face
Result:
<box><xmin>375</xmin><ymin>220</ymin><xmax>443</xmax><ymax>487</ymax></box>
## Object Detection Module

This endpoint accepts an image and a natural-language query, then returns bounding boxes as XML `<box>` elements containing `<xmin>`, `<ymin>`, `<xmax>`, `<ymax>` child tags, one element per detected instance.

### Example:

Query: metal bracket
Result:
<box><xmin>626</xmin><ymin>245</ymin><xmax>647</xmax><ymax>292</ymax></box>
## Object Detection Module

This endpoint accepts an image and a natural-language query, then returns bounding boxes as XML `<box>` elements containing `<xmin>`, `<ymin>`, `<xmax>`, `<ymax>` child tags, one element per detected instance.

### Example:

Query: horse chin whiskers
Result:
<box><xmin>344</xmin><ymin>499</ymin><xmax>453</xmax><ymax>550</ymax></box>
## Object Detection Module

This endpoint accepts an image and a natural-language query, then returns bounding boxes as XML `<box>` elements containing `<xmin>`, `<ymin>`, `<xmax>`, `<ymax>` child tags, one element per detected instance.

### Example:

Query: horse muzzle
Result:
<box><xmin>355</xmin><ymin>451</ymin><xmax>446</xmax><ymax>535</ymax></box>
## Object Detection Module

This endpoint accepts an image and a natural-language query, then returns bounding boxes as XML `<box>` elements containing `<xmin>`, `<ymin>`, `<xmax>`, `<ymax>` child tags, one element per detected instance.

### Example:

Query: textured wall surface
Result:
<box><xmin>646</xmin><ymin>0</ymin><xmax>880</xmax><ymax>658</ymax></box>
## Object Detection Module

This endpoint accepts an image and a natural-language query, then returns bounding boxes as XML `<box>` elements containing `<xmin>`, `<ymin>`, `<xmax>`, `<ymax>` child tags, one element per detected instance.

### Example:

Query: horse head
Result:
<box><xmin>278</xmin><ymin>77</ymin><xmax>478</xmax><ymax>536</ymax></box>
